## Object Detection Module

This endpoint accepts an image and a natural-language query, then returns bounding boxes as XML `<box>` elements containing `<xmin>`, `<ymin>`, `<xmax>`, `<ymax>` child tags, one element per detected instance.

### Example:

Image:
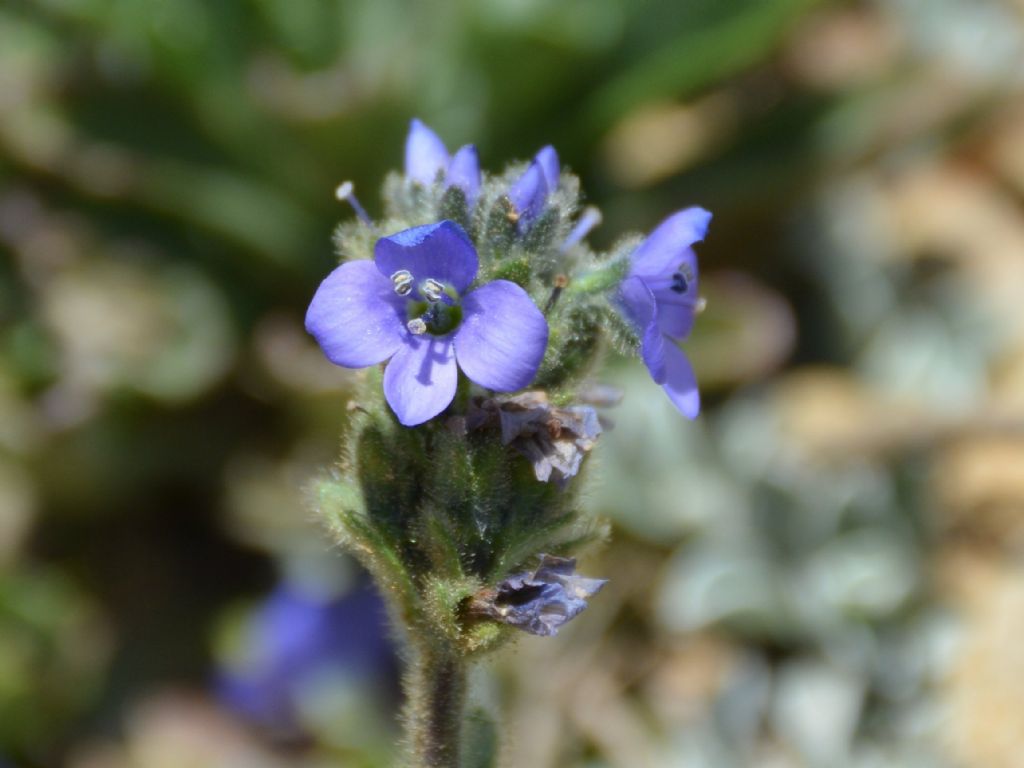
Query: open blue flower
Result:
<box><xmin>405</xmin><ymin>119</ymin><xmax>481</xmax><ymax>207</ymax></box>
<box><xmin>507</xmin><ymin>145</ymin><xmax>559</xmax><ymax>227</ymax></box>
<box><xmin>617</xmin><ymin>207</ymin><xmax>711</xmax><ymax>419</ymax></box>
<box><xmin>306</xmin><ymin>220</ymin><xmax>549</xmax><ymax>426</ymax></box>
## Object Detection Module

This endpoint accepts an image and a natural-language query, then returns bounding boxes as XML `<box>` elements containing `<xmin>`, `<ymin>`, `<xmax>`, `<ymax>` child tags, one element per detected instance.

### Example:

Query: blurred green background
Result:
<box><xmin>4</xmin><ymin>0</ymin><xmax>1024</xmax><ymax>766</ymax></box>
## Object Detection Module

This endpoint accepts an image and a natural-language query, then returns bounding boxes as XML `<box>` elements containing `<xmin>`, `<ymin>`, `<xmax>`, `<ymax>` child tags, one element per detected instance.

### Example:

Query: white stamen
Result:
<box><xmin>391</xmin><ymin>270</ymin><xmax>414</xmax><ymax>296</ymax></box>
<box><xmin>422</xmin><ymin>278</ymin><xmax>445</xmax><ymax>303</ymax></box>
<box><xmin>695</xmin><ymin>297</ymin><xmax>707</xmax><ymax>314</ymax></box>
<box><xmin>560</xmin><ymin>207</ymin><xmax>602</xmax><ymax>252</ymax></box>
<box><xmin>334</xmin><ymin>181</ymin><xmax>371</xmax><ymax>223</ymax></box>
<box><xmin>407</xmin><ymin>318</ymin><xmax>427</xmax><ymax>335</ymax></box>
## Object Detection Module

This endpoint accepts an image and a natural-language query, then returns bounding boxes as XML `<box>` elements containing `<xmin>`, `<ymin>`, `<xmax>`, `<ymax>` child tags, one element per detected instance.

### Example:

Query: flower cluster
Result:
<box><xmin>308</xmin><ymin>119</ymin><xmax>710</xmax><ymax>429</ymax></box>
<box><xmin>308</xmin><ymin>119</ymin><xmax>709</xmax><ymax>646</ymax></box>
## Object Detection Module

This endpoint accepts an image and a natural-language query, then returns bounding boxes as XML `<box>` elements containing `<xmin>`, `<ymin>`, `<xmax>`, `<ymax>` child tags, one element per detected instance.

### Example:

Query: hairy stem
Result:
<box><xmin>405</xmin><ymin>641</ymin><xmax>467</xmax><ymax>768</ymax></box>
<box><xmin>565</xmin><ymin>255</ymin><xmax>629</xmax><ymax>297</ymax></box>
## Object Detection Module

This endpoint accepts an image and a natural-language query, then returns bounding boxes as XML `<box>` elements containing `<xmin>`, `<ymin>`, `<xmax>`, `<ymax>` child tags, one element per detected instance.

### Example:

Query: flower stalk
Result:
<box><xmin>405</xmin><ymin>641</ymin><xmax>467</xmax><ymax>768</ymax></box>
<box><xmin>306</xmin><ymin>119</ymin><xmax>710</xmax><ymax>764</ymax></box>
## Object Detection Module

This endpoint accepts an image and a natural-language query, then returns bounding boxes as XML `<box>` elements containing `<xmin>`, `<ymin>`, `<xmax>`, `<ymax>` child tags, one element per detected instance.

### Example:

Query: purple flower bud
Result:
<box><xmin>404</xmin><ymin>119</ymin><xmax>481</xmax><ymax>207</ymax></box>
<box><xmin>508</xmin><ymin>146</ymin><xmax>560</xmax><ymax>228</ymax></box>
<box><xmin>470</xmin><ymin>555</ymin><xmax>607</xmax><ymax>637</ymax></box>
<box><xmin>617</xmin><ymin>207</ymin><xmax>711</xmax><ymax>419</ymax></box>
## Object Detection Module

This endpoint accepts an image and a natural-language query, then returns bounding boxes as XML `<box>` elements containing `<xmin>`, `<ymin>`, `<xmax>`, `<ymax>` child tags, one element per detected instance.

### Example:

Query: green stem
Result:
<box><xmin>564</xmin><ymin>256</ymin><xmax>629</xmax><ymax>296</ymax></box>
<box><xmin>405</xmin><ymin>641</ymin><xmax>467</xmax><ymax>768</ymax></box>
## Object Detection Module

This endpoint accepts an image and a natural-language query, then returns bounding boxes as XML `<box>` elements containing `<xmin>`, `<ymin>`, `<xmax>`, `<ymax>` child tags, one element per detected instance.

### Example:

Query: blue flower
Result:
<box><xmin>216</xmin><ymin>582</ymin><xmax>395</xmax><ymax>732</ymax></box>
<box><xmin>472</xmin><ymin>554</ymin><xmax>607</xmax><ymax>636</ymax></box>
<box><xmin>507</xmin><ymin>145</ymin><xmax>559</xmax><ymax>227</ymax></box>
<box><xmin>405</xmin><ymin>119</ymin><xmax>481</xmax><ymax>207</ymax></box>
<box><xmin>306</xmin><ymin>220</ymin><xmax>549</xmax><ymax>426</ymax></box>
<box><xmin>617</xmin><ymin>207</ymin><xmax>711</xmax><ymax>419</ymax></box>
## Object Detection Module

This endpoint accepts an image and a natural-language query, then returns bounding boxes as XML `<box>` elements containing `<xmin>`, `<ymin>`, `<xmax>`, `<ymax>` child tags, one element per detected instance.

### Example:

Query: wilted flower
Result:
<box><xmin>468</xmin><ymin>554</ymin><xmax>607</xmax><ymax>636</ymax></box>
<box><xmin>617</xmin><ymin>207</ymin><xmax>711</xmax><ymax>418</ymax></box>
<box><xmin>467</xmin><ymin>392</ymin><xmax>602</xmax><ymax>486</ymax></box>
<box><xmin>508</xmin><ymin>146</ymin><xmax>560</xmax><ymax>227</ymax></box>
<box><xmin>306</xmin><ymin>220</ymin><xmax>548</xmax><ymax>426</ymax></box>
<box><xmin>405</xmin><ymin>119</ymin><xmax>482</xmax><ymax>207</ymax></box>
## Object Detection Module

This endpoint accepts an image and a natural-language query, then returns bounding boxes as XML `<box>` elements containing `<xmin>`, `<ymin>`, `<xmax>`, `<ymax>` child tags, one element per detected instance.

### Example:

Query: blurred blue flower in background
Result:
<box><xmin>216</xmin><ymin>580</ymin><xmax>396</xmax><ymax>734</ymax></box>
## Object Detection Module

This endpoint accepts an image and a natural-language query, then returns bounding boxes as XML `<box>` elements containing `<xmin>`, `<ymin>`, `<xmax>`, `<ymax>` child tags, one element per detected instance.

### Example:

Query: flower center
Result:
<box><xmin>391</xmin><ymin>273</ymin><xmax>463</xmax><ymax>336</ymax></box>
<box><xmin>670</xmin><ymin>264</ymin><xmax>695</xmax><ymax>295</ymax></box>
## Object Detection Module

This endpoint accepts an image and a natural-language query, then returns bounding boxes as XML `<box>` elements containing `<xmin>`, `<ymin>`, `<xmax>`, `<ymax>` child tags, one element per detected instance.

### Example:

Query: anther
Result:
<box><xmin>407</xmin><ymin>318</ymin><xmax>427</xmax><ymax>335</ymax></box>
<box><xmin>560</xmin><ymin>207</ymin><xmax>602</xmax><ymax>252</ymax></box>
<box><xmin>334</xmin><ymin>181</ymin><xmax>371</xmax><ymax>224</ymax></box>
<box><xmin>670</xmin><ymin>263</ymin><xmax>696</xmax><ymax>294</ymax></box>
<box><xmin>695</xmin><ymin>297</ymin><xmax>707</xmax><ymax>314</ymax></box>
<box><xmin>391</xmin><ymin>270</ymin><xmax>414</xmax><ymax>296</ymax></box>
<box><xmin>422</xmin><ymin>278</ymin><xmax>445</xmax><ymax>303</ymax></box>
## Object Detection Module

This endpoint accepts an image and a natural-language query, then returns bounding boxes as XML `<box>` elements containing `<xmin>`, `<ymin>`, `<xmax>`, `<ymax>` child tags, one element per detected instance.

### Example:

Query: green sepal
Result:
<box><xmin>602</xmin><ymin>304</ymin><xmax>642</xmax><ymax>356</ymax></box>
<box><xmin>381</xmin><ymin>171</ymin><xmax>440</xmax><ymax>225</ymax></box>
<box><xmin>311</xmin><ymin>474</ymin><xmax>421</xmax><ymax>622</ymax></box>
<box><xmin>422</xmin><ymin>574</ymin><xmax>480</xmax><ymax>644</ymax></box>
<box><xmin>332</xmin><ymin>219</ymin><xmax>378</xmax><ymax>263</ymax></box>
<box><xmin>521</xmin><ymin>207</ymin><xmax>562</xmax><ymax>268</ymax></box>
<box><xmin>534</xmin><ymin>302</ymin><xmax>604</xmax><ymax>391</ymax></box>
<box><xmin>439</xmin><ymin>185</ymin><xmax>472</xmax><ymax>231</ymax></box>
<box><xmin>483</xmin><ymin>250</ymin><xmax>532</xmax><ymax>287</ymax></box>
<box><xmin>476</xmin><ymin>195</ymin><xmax>518</xmax><ymax>262</ymax></box>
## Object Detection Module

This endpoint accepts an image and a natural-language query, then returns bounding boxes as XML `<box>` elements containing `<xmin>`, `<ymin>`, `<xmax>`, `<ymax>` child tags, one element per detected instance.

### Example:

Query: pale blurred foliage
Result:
<box><xmin>3</xmin><ymin>0</ymin><xmax>1024</xmax><ymax>765</ymax></box>
<box><xmin>940</xmin><ymin>549</ymin><xmax>1024</xmax><ymax>768</ymax></box>
<box><xmin>68</xmin><ymin>695</ymin><xmax>298</xmax><ymax>768</ymax></box>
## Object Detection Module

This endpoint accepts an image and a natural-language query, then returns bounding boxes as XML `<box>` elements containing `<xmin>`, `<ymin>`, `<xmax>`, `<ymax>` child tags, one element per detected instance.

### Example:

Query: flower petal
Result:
<box><xmin>507</xmin><ymin>160</ymin><xmax>548</xmax><ymax>224</ymax></box>
<box><xmin>661</xmin><ymin>341</ymin><xmax>700</xmax><ymax>419</ymax></box>
<box><xmin>446</xmin><ymin>144</ymin><xmax>481</xmax><ymax>207</ymax></box>
<box><xmin>535</xmin><ymin>145</ymin><xmax>560</xmax><ymax>191</ymax></box>
<box><xmin>640</xmin><ymin>265</ymin><xmax>699</xmax><ymax>339</ymax></box>
<box><xmin>641</xmin><ymin>322</ymin><xmax>668</xmax><ymax>384</ymax></box>
<box><xmin>305</xmin><ymin>260</ymin><xmax>405</xmax><ymax>368</ymax></box>
<box><xmin>653</xmin><ymin>290</ymin><xmax>698</xmax><ymax>339</ymax></box>
<box><xmin>454</xmin><ymin>280</ymin><xmax>548</xmax><ymax>391</ymax></box>
<box><xmin>404</xmin><ymin>119</ymin><xmax>449</xmax><ymax>186</ymax></box>
<box><xmin>374</xmin><ymin>221</ymin><xmax>479</xmax><ymax>295</ymax></box>
<box><xmin>617</xmin><ymin>275</ymin><xmax>655</xmax><ymax>329</ymax></box>
<box><xmin>383</xmin><ymin>335</ymin><xmax>458</xmax><ymax>426</ymax></box>
<box><xmin>630</xmin><ymin>207</ymin><xmax>711</xmax><ymax>280</ymax></box>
